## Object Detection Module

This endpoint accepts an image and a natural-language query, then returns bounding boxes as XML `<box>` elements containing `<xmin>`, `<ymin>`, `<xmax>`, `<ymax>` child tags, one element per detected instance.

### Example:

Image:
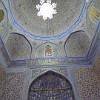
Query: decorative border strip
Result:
<box><xmin>7</xmin><ymin>0</ymin><xmax>86</xmax><ymax>41</ymax></box>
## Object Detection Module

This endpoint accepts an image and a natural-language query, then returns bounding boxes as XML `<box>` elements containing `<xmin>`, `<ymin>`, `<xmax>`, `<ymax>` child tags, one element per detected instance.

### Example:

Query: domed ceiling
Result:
<box><xmin>0</xmin><ymin>0</ymin><xmax>100</xmax><ymax>67</ymax></box>
<box><xmin>8</xmin><ymin>0</ymin><xmax>85</xmax><ymax>40</ymax></box>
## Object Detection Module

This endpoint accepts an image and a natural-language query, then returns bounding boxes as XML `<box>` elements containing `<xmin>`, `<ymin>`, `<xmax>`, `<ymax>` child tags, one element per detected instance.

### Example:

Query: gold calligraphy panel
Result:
<box><xmin>0</xmin><ymin>9</ymin><xmax>4</xmax><ymax>23</ymax></box>
<box><xmin>89</xmin><ymin>6</ymin><xmax>100</xmax><ymax>23</ymax></box>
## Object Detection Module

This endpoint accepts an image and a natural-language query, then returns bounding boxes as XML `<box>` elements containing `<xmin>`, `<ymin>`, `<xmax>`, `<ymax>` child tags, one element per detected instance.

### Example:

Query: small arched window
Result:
<box><xmin>45</xmin><ymin>45</ymin><xmax>53</xmax><ymax>57</ymax></box>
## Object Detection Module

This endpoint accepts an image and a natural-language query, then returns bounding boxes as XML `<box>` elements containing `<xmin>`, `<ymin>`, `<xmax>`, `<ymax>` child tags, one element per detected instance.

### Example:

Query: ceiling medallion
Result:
<box><xmin>36</xmin><ymin>0</ymin><xmax>57</xmax><ymax>20</ymax></box>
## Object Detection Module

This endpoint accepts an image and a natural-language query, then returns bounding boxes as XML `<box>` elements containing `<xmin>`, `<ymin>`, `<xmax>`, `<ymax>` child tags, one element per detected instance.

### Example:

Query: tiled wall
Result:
<box><xmin>0</xmin><ymin>54</ymin><xmax>100</xmax><ymax>100</ymax></box>
<box><xmin>0</xmin><ymin>71</ymin><xmax>27</xmax><ymax>100</ymax></box>
<box><xmin>73</xmin><ymin>51</ymin><xmax>100</xmax><ymax>100</ymax></box>
<box><xmin>73</xmin><ymin>68</ymin><xmax>100</xmax><ymax>100</ymax></box>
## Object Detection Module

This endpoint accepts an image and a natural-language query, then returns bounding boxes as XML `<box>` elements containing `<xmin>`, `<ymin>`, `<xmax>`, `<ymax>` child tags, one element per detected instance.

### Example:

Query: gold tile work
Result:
<box><xmin>0</xmin><ymin>9</ymin><xmax>4</xmax><ymax>23</ymax></box>
<box><xmin>89</xmin><ymin>6</ymin><xmax>100</xmax><ymax>23</ymax></box>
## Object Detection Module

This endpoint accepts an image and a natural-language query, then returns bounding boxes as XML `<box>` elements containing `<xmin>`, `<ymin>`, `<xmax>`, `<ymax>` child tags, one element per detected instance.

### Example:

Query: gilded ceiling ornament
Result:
<box><xmin>86</xmin><ymin>0</ymin><xmax>89</xmax><ymax>2</ymax></box>
<box><xmin>36</xmin><ymin>0</ymin><xmax>57</xmax><ymax>20</ymax></box>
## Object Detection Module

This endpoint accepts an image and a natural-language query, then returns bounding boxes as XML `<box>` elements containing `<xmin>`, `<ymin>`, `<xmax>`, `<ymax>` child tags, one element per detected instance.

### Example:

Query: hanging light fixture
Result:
<box><xmin>36</xmin><ymin>0</ymin><xmax>57</xmax><ymax>20</ymax></box>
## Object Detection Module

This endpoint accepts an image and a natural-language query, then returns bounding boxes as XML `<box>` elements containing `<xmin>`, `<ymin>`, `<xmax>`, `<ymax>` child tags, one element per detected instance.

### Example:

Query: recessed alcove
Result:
<box><xmin>28</xmin><ymin>71</ymin><xmax>75</xmax><ymax>100</ymax></box>
<box><xmin>64</xmin><ymin>30</ymin><xmax>90</xmax><ymax>57</ymax></box>
<box><xmin>5</xmin><ymin>33</ymin><xmax>32</xmax><ymax>60</ymax></box>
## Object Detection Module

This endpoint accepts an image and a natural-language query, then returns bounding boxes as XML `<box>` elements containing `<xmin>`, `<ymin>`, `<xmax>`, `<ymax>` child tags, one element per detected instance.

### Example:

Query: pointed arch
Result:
<box><xmin>6</xmin><ymin>33</ymin><xmax>32</xmax><ymax>60</ymax></box>
<box><xmin>64</xmin><ymin>30</ymin><xmax>90</xmax><ymax>57</ymax></box>
<box><xmin>28</xmin><ymin>70</ymin><xmax>75</xmax><ymax>100</ymax></box>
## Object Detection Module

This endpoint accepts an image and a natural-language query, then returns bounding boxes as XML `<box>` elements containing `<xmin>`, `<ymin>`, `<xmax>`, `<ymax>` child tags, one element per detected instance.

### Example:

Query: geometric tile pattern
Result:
<box><xmin>0</xmin><ymin>72</ymin><xmax>27</xmax><ymax>100</ymax></box>
<box><xmin>74</xmin><ymin>68</ymin><xmax>100</xmax><ymax>100</ymax></box>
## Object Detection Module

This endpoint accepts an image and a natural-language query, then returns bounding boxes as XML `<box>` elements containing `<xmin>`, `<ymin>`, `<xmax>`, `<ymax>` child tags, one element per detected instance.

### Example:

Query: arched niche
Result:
<box><xmin>28</xmin><ymin>71</ymin><xmax>75</xmax><ymax>100</ymax></box>
<box><xmin>6</xmin><ymin>33</ymin><xmax>32</xmax><ymax>60</ymax></box>
<box><xmin>64</xmin><ymin>30</ymin><xmax>90</xmax><ymax>57</ymax></box>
